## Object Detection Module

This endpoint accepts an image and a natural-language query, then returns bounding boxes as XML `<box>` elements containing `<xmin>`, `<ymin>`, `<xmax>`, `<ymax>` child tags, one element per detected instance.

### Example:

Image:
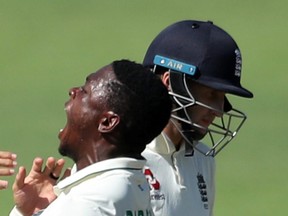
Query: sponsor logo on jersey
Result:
<box><xmin>144</xmin><ymin>168</ymin><xmax>165</xmax><ymax>201</ymax></box>
<box><xmin>126</xmin><ymin>209</ymin><xmax>153</xmax><ymax>216</ymax></box>
<box><xmin>197</xmin><ymin>173</ymin><xmax>209</xmax><ymax>209</ymax></box>
<box><xmin>144</xmin><ymin>168</ymin><xmax>160</xmax><ymax>190</ymax></box>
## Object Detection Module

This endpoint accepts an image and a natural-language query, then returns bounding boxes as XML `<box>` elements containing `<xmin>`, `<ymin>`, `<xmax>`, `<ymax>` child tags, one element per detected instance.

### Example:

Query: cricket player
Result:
<box><xmin>142</xmin><ymin>20</ymin><xmax>254</xmax><ymax>216</ymax></box>
<box><xmin>9</xmin><ymin>60</ymin><xmax>171</xmax><ymax>216</ymax></box>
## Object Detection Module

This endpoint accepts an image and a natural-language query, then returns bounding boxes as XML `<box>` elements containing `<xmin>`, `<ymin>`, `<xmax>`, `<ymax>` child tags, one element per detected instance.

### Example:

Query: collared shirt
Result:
<box><xmin>10</xmin><ymin>157</ymin><xmax>154</xmax><ymax>216</ymax></box>
<box><xmin>142</xmin><ymin>133</ymin><xmax>215</xmax><ymax>216</ymax></box>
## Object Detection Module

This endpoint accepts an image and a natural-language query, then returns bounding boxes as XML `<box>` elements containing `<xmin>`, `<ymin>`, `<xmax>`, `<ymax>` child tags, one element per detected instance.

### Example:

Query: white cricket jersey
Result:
<box><xmin>142</xmin><ymin>133</ymin><xmax>215</xmax><ymax>216</ymax></box>
<box><xmin>10</xmin><ymin>158</ymin><xmax>154</xmax><ymax>216</ymax></box>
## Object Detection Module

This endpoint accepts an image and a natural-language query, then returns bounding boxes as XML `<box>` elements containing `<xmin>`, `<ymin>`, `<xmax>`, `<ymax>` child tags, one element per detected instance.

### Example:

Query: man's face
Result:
<box><xmin>58</xmin><ymin>65</ymin><xmax>114</xmax><ymax>159</ymax></box>
<box><xmin>185</xmin><ymin>80</ymin><xmax>225</xmax><ymax>140</ymax></box>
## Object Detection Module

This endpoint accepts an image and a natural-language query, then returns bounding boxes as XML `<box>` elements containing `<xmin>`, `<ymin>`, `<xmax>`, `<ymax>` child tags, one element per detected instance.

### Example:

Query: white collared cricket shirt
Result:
<box><xmin>10</xmin><ymin>158</ymin><xmax>154</xmax><ymax>216</ymax></box>
<box><xmin>142</xmin><ymin>133</ymin><xmax>215</xmax><ymax>216</ymax></box>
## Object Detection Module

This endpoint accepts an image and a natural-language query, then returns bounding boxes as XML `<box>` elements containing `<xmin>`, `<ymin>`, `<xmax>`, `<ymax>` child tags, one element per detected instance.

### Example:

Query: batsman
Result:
<box><xmin>142</xmin><ymin>20</ymin><xmax>253</xmax><ymax>216</ymax></box>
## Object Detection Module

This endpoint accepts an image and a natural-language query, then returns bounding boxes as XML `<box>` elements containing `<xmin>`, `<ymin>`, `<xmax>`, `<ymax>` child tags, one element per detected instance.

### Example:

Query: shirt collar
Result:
<box><xmin>146</xmin><ymin>132</ymin><xmax>185</xmax><ymax>155</ymax></box>
<box><xmin>54</xmin><ymin>157</ymin><xmax>145</xmax><ymax>195</ymax></box>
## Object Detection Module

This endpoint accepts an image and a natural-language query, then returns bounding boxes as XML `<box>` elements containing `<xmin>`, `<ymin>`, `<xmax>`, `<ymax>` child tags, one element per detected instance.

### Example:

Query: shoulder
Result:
<box><xmin>74</xmin><ymin>168</ymin><xmax>146</xmax><ymax>193</ymax></box>
<box><xmin>193</xmin><ymin>142</ymin><xmax>216</xmax><ymax>167</ymax></box>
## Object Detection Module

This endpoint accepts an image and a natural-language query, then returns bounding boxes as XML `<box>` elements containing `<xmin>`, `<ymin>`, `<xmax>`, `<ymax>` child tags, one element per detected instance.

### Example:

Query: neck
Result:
<box><xmin>75</xmin><ymin>142</ymin><xmax>118</xmax><ymax>171</ymax></box>
<box><xmin>163</xmin><ymin>120</ymin><xmax>183</xmax><ymax>150</ymax></box>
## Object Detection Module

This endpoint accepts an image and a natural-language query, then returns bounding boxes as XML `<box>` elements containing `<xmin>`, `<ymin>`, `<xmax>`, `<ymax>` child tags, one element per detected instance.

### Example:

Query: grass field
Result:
<box><xmin>0</xmin><ymin>0</ymin><xmax>287</xmax><ymax>215</ymax></box>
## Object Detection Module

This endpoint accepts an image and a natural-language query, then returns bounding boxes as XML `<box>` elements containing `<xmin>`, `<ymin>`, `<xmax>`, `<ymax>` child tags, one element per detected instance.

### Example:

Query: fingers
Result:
<box><xmin>0</xmin><ymin>167</ymin><xmax>15</xmax><ymax>176</ymax></box>
<box><xmin>12</xmin><ymin>166</ymin><xmax>26</xmax><ymax>192</ymax></box>
<box><xmin>51</xmin><ymin>159</ymin><xmax>65</xmax><ymax>179</ymax></box>
<box><xmin>0</xmin><ymin>151</ymin><xmax>17</xmax><ymax>160</ymax></box>
<box><xmin>43</xmin><ymin>157</ymin><xmax>56</xmax><ymax>175</ymax></box>
<box><xmin>29</xmin><ymin>157</ymin><xmax>44</xmax><ymax>175</ymax></box>
<box><xmin>0</xmin><ymin>180</ymin><xmax>8</xmax><ymax>190</ymax></box>
<box><xmin>0</xmin><ymin>152</ymin><xmax>17</xmax><ymax>188</ymax></box>
<box><xmin>0</xmin><ymin>151</ymin><xmax>17</xmax><ymax>176</ymax></box>
<box><xmin>41</xmin><ymin>157</ymin><xmax>66</xmax><ymax>181</ymax></box>
<box><xmin>11</xmin><ymin>157</ymin><xmax>67</xmax><ymax>195</ymax></box>
<box><xmin>16</xmin><ymin>157</ymin><xmax>66</xmax><ymax>184</ymax></box>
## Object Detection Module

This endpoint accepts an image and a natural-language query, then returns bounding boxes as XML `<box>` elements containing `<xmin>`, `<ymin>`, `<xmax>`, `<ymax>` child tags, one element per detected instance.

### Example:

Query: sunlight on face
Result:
<box><xmin>186</xmin><ymin>80</ymin><xmax>225</xmax><ymax>135</ymax></box>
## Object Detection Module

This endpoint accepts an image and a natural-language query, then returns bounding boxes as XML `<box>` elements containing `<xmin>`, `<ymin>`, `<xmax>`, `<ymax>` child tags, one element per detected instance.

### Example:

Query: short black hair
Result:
<box><xmin>105</xmin><ymin>59</ymin><xmax>172</xmax><ymax>154</ymax></box>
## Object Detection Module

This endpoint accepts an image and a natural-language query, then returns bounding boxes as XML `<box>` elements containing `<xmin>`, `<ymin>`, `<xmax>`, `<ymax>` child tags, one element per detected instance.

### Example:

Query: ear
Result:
<box><xmin>98</xmin><ymin>111</ymin><xmax>120</xmax><ymax>133</ymax></box>
<box><xmin>161</xmin><ymin>71</ymin><xmax>170</xmax><ymax>89</ymax></box>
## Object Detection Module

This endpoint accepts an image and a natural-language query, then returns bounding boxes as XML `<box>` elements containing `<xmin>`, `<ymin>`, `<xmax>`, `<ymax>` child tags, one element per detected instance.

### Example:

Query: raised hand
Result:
<box><xmin>12</xmin><ymin>157</ymin><xmax>71</xmax><ymax>216</ymax></box>
<box><xmin>0</xmin><ymin>151</ymin><xmax>17</xmax><ymax>190</ymax></box>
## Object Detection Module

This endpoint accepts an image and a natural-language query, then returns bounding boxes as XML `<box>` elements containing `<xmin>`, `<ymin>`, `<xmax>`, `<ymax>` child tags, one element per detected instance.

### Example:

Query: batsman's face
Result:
<box><xmin>58</xmin><ymin>65</ymin><xmax>114</xmax><ymax>160</ymax></box>
<box><xmin>186</xmin><ymin>81</ymin><xmax>225</xmax><ymax>139</ymax></box>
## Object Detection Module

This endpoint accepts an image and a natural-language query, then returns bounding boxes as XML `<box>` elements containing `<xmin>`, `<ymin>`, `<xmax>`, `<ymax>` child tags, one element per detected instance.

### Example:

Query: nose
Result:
<box><xmin>210</xmin><ymin>98</ymin><xmax>225</xmax><ymax>117</ymax></box>
<box><xmin>211</xmin><ymin>108</ymin><xmax>223</xmax><ymax>118</ymax></box>
<box><xmin>69</xmin><ymin>87</ymin><xmax>81</xmax><ymax>99</ymax></box>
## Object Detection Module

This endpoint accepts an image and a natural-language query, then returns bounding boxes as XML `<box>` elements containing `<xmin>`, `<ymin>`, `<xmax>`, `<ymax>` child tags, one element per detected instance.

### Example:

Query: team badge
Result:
<box><xmin>197</xmin><ymin>173</ymin><xmax>209</xmax><ymax>209</ymax></box>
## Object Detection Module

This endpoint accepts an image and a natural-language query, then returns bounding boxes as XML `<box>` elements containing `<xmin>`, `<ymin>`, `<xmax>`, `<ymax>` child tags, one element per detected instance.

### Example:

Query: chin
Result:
<box><xmin>191</xmin><ymin>132</ymin><xmax>206</xmax><ymax>141</ymax></box>
<box><xmin>58</xmin><ymin>126</ymin><xmax>71</xmax><ymax>156</ymax></box>
<box><xmin>58</xmin><ymin>144</ymin><xmax>68</xmax><ymax>157</ymax></box>
<box><xmin>190</xmin><ymin>128</ymin><xmax>207</xmax><ymax>141</ymax></box>
<box><xmin>58</xmin><ymin>135</ymin><xmax>72</xmax><ymax>157</ymax></box>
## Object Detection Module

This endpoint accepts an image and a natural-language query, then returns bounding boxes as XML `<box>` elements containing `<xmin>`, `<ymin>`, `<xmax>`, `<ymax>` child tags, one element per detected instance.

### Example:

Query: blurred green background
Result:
<box><xmin>0</xmin><ymin>0</ymin><xmax>287</xmax><ymax>215</ymax></box>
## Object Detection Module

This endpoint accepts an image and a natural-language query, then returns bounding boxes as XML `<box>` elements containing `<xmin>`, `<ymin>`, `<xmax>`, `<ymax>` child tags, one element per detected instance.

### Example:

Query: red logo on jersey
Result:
<box><xmin>144</xmin><ymin>168</ymin><xmax>160</xmax><ymax>190</ymax></box>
